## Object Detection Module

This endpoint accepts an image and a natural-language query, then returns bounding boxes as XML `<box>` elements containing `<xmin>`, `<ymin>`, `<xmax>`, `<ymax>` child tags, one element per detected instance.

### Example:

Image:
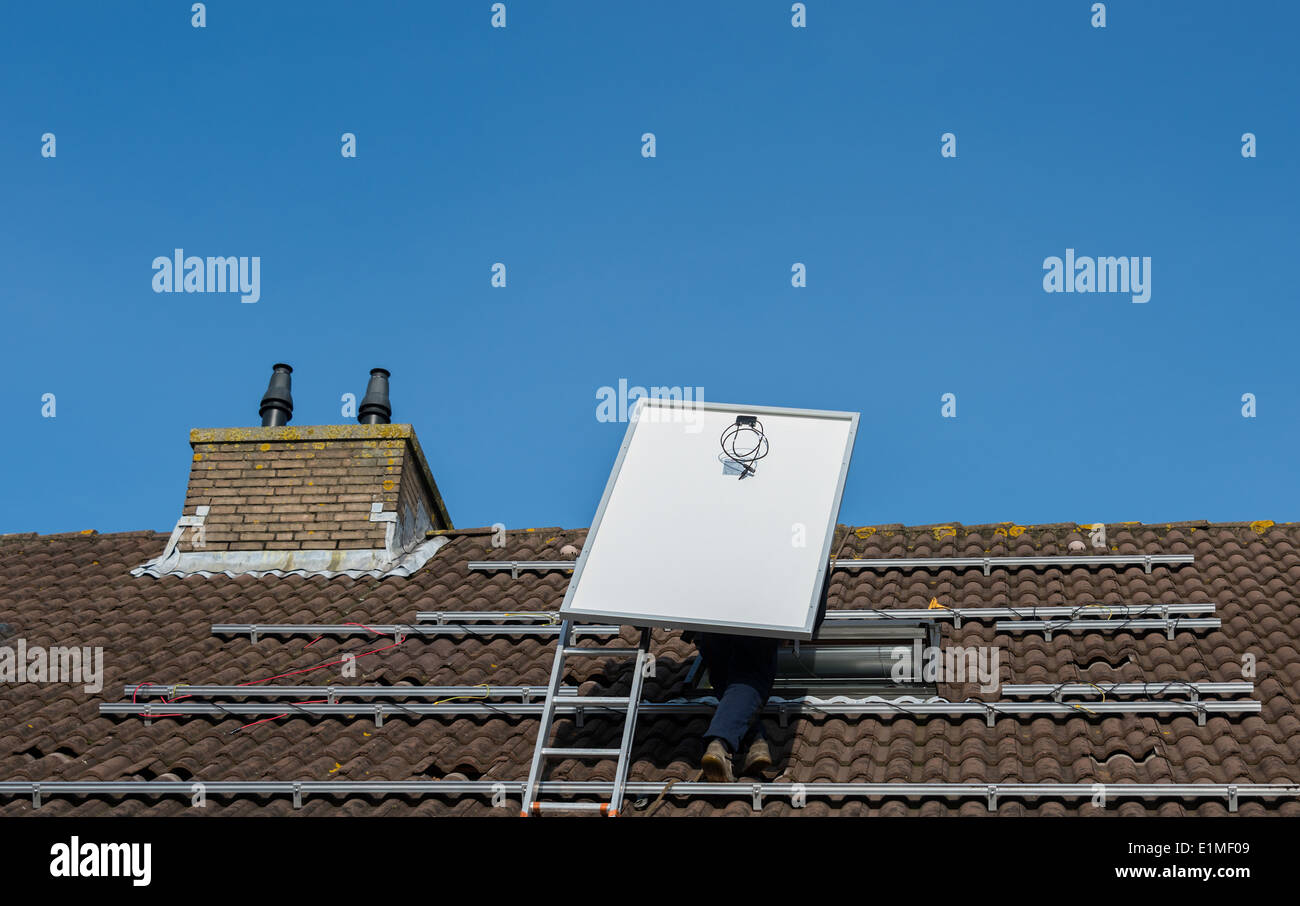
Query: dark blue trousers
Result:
<box><xmin>696</xmin><ymin>633</ymin><xmax>780</xmax><ymax>753</ymax></box>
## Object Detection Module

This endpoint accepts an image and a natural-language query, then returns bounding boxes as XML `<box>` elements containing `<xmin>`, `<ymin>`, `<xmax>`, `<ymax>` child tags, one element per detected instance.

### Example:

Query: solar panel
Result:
<box><xmin>560</xmin><ymin>398</ymin><xmax>859</xmax><ymax>639</ymax></box>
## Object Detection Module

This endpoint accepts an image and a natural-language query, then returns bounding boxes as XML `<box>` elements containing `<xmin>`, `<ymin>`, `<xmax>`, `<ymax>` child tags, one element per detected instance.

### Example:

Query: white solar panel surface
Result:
<box><xmin>560</xmin><ymin>399</ymin><xmax>858</xmax><ymax>639</ymax></box>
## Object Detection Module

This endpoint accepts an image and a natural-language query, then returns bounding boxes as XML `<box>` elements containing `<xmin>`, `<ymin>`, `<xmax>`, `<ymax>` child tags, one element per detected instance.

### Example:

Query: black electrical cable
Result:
<box><xmin>719</xmin><ymin>417</ymin><xmax>769</xmax><ymax>478</ymax></box>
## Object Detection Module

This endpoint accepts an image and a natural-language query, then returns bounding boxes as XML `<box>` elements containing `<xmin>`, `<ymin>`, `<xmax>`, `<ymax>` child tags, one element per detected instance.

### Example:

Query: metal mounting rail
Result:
<box><xmin>825</xmin><ymin>603</ymin><xmax>1214</xmax><ymax>625</ymax></box>
<box><xmin>2</xmin><ymin>780</ymin><xmax>1294</xmax><ymax>813</ymax></box>
<box><xmin>210</xmin><ymin>623</ymin><xmax>622</xmax><ymax>642</ymax></box>
<box><xmin>536</xmin><ymin>781</ymin><xmax>1289</xmax><ymax>813</ymax></box>
<box><xmin>1001</xmin><ymin>682</ymin><xmax>1253</xmax><ymax>700</ymax></box>
<box><xmin>995</xmin><ymin>617</ymin><xmax>1221</xmax><ymax>640</ymax></box>
<box><xmin>470</xmin><ymin>560</ymin><xmax>576</xmax><ymax>578</ymax></box>
<box><xmin>123</xmin><ymin>684</ymin><xmax>577</xmax><ymax>703</ymax></box>
<box><xmin>419</xmin><ymin>611</ymin><xmax>560</xmax><ymax>624</ymax></box>
<box><xmin>469</xmin><ymin>554</ymin><xmax>1195</xmax><ymax>578</ymax></box>
<box><xmin>100</xmin><ymin>697</ymin><xmax>1261</xmax><ymax>727</ymax></box>
<box><xmin>415</xmin><ymin>603</ymin><xmax>1216</xmax><ymax>628</ymax></box>
<box><xmin>831</xmin><ymin>554</ymin><xmax>1195</xmax><ymax>574</ymax></box>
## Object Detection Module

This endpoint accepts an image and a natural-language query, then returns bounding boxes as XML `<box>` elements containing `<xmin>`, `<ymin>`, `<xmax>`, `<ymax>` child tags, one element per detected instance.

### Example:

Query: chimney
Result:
<box><xmin>259</xmin><ymin>363</ymin><xmax>294</xmax><ymax>427</ymax></box>
<box><xmin>138</xmin><ymin>365</ymin><xmax>453</xmax><ymax>577</ymax></box>
<box><xmin>357</xmin><ymin>368</ymin><xmax>391</xmax><ymax>425</ymax></box>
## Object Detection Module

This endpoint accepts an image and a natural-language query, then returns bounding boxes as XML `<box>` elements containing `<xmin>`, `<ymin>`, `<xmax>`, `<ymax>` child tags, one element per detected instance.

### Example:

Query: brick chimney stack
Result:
<box><xmin>132</xmin><ymin>364</ymin><xmax>454</xmax><ymax>579</ymax></box>
<box><xmin>177</xmin><ymin>424</ymin><xmax>451</xmax><ymax>555</ymax></box>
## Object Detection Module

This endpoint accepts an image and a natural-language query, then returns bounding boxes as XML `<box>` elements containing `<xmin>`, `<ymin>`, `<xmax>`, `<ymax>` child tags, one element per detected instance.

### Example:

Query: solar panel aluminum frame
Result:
<box><xmin>559</xmin><ymin>398</ymin><xmax>859</xmax><ymax>640</ymax></box>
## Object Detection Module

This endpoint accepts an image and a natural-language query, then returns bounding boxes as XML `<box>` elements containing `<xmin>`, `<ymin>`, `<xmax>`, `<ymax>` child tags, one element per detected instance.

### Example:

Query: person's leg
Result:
<box><xmin>753</xmin><ymin>636</ymin><xmax>779</xmax><ymax>698</ymax></box>
<box><xmin>706</xmin><ymin>679</ymin><xmax>763</xmax><ymax>752</ymax></box>
<box><xmin>701</xmin><ymin>635</ymin><xmax>749</xmax><ymax>752</ymax></box>
<box><xmin>696</xmin><ymin>632</ymin><xmax>729</xmax><ymax>699</ymax></box>
<box><xmin>697</xmin><ymin>633</ymin><xmax>742</xmax><ymax>781</ymax></box>
<box><xmin>704</xmin><ymin>636</ymin><xmax>778</xmax><ymax>752</ymax></box>
<box><xmin>733</xmin><ymin>638</ymin><xmax>779</xmax><ymax>772</ymax></box>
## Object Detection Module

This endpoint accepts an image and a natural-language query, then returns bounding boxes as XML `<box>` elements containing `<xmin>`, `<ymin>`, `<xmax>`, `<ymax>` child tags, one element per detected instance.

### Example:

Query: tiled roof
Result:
<box><xmin>1</xmin><ymin>520</ymin><xmax>1297</xmax><ymax>816</ymax></box>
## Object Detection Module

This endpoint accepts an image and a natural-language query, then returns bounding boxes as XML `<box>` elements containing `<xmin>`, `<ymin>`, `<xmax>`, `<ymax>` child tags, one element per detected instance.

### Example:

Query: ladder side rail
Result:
<box><xmin>521</xmin><ymin>619</ymin><xmax>574</xmax><ymax>816</ymax></box>
<box><xmin>608</xmin><ymin>627</ymin><xmax>653</xmax><ymax>817</ymax></box>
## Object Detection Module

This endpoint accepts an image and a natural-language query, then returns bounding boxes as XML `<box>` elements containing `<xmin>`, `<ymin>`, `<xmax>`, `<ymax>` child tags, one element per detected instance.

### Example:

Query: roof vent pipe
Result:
<box><xmin>358</xmin><ymin>368</ymin><xmax>392</xmax><ymax>425</ymax></box>
<box><xmin>259</xmin><ymin>363</ymin><xmax>294</xmax><ymax>427</ymax></box>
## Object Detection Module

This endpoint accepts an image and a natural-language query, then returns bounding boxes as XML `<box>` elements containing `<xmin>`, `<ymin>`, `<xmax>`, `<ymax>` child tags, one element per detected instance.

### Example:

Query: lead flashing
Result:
<box><xmin>131</xmin><ymin>535</ymin><xmax>449</xmax><ymax>579</ymax></box>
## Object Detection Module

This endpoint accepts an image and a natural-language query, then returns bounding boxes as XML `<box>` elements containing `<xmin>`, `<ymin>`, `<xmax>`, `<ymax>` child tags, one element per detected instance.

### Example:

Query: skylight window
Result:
<box><xmin>686</xmin><ymin>621</ymin><xmax>940</xmax><ymax>698</ymax></box>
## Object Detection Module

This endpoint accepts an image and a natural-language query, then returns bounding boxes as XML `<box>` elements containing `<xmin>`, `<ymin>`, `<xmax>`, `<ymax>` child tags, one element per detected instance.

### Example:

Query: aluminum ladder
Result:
<box><xmin>521</xmin><ymin>619</ymin><xmax>652</xmax><ymax>817</ymax></box>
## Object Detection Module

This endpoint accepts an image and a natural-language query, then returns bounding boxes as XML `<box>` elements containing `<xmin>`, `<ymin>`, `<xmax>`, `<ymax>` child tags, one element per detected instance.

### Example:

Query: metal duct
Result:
<box><xmin>258</xmin><ymin>363</ymin><xmax>293</xmax><ymax>427</ymax></box>
<box><xmin>358</xmin><ymin>368</ymin><xmax>392</xmax><ymax>425</ymax></box>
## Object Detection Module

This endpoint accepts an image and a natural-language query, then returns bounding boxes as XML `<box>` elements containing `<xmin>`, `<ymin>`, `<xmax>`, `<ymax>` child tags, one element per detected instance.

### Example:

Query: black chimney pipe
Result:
<box><xmin>358</xmin><ymin>368</ymin><xmax>392</xmax><ymax>425</ymax></box>
<box><xmin>259</xmin><ymin>363</ymin><xmax>294</xmax><ymax>427</ymax></box>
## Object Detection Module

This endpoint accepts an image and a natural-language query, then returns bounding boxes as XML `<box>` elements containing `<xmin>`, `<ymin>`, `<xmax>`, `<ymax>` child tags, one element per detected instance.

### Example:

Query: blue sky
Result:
<box><xmin>1</xmin><ymin>1</ymin><xmax>1296</xmax><ymax>536</ymax></box>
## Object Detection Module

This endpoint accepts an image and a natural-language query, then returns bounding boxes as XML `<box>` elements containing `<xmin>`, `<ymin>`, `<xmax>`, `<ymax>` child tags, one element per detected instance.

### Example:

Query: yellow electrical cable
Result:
<box><xmin>1081</xmin><ymin>602</ymin><xmax>1115</xmax><ymax>620</ymax></box>
<box><xmin>431</xmin><ymin>683</ymin><xmax>492</xmax><ymax>706</ymax></box>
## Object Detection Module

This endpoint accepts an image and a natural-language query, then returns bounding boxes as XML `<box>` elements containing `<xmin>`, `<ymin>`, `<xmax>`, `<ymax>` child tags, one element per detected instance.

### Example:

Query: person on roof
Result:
<box><xmin>692</xmin><ymin>632</ymin><xmax>779</xmax><ymax>782</ymax></box>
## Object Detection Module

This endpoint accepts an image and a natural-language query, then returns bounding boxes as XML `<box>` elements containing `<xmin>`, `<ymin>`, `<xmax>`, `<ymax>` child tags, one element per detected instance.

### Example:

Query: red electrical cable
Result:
<box><xmin>234</xmin><ymin>699</ymin><xmax>329</xmax><ymax>733</ymax></box>
<box><xmin>130</xmin><ymin>621</ymin><xmax>410</xmax><ymax>727</ymax></box>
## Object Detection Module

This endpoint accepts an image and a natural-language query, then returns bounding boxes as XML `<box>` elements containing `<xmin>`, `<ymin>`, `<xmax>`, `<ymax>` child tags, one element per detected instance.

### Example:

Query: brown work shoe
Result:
<box><xmin>701</xmin><ymin>738</ymin><xmax>735</xmax><ymax>782</ymax></box>
<box><xmin>741</xmin><ymin>737</ymin><xmax>772</xmax><ymax>776</ymax></box>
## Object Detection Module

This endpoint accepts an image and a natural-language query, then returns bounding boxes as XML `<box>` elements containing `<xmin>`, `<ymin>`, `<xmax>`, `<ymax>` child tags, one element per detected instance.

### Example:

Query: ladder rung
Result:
<box><xmin>531</xmin><ymin>801</ymin><xmax>610</xmax><ymax>813</ymax></box>
<box><xmin>562</xmin><ymin>647</ymin><xmax>641</xmax><ymax>657</ymax></box>
<box><xmin>558</xmin><ymin>696</ymin><xmax>631</xmax><ymax>706</ymax></box>
<box><xmin>541</xmin><ymin>747</ymin><xmax>623</xmax><ymax>758</ymax></box>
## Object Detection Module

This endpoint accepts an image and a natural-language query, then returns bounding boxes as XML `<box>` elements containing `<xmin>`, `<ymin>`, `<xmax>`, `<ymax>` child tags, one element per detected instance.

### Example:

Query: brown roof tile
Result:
<box><xmin>1</xmin><ymin>521</ymin><xmax>1298</xmax><ymax>815</ymax></box>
